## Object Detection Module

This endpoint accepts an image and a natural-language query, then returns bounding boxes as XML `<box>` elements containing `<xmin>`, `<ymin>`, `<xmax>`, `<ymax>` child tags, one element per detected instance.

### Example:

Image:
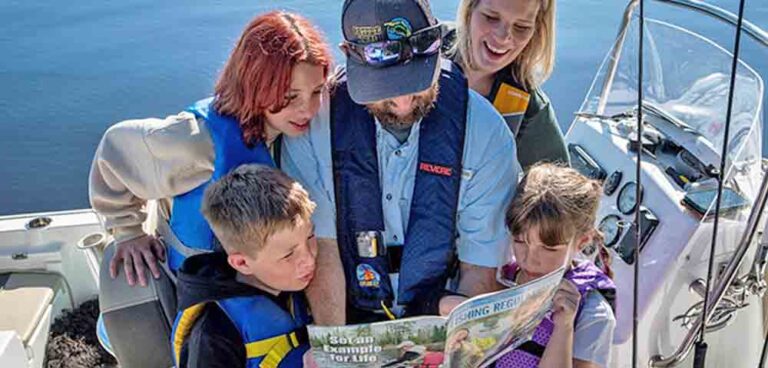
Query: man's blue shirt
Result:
<box><xmin>282</xmin><ymin>89</ymin><xmax>521</xmax><ymax>268</ymax></box>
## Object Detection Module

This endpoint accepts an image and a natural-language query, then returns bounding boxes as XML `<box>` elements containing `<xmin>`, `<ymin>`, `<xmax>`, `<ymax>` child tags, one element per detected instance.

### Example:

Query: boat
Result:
<box><xmin>567</xmin><ymin>0</ymin><xmax>766</xmax><ymax>366</ymax></box>
<box><xmin>0</xmin><ymin>211</ymin><xmax>106</xmax><ymax>367</ymax></box>
<box><xmin>1</xmin><ymin>0</ymin><xmax>766</xmax><ymax>367</ymax></box>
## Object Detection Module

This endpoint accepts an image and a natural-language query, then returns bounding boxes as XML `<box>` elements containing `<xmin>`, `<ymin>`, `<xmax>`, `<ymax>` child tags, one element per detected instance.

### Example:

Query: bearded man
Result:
<box><xmin>284</xmin><ymin>0</ymin><xmax>521</xmax><ymax>325</ymax></box>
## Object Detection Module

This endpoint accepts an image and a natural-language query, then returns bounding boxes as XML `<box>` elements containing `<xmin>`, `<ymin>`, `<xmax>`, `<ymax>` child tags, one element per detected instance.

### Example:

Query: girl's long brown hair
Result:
<box><xmin>506</xmin><ymin>163</ymin><xmax>613</xmax><ymax>277</ymax></box>
<box><xmin>213</xmin><ymin>11</ymin><xmax>332</xmax><ymax>145</ymax></box>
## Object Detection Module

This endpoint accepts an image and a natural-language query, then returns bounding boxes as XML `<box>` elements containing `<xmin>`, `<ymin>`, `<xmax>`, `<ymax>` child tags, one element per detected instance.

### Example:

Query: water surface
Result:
<box><xmin>0</xmin><ymin>0</ymin><xmax>765</xmax><ymax>214</ymax></box>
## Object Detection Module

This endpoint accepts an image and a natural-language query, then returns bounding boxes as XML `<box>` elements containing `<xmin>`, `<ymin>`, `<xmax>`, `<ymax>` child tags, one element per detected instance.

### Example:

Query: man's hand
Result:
<box><xmin>438</xmin><ymin>295</ymin><xmax>468</xmax><ymax>316</ymax></box>
<box><xmin>456</xmin><ymin>262</ymin><xmax>502</xmax><ymax>296</ymax></box>
<box><xmin>435</xmin><ymin>262</ymin><xmax>501</xmax><ymax>316</ymax></box>
<box><xmin>109</xmin><ymin>234</ymin><xmax>165</xmax><ymax>287</ymax></box>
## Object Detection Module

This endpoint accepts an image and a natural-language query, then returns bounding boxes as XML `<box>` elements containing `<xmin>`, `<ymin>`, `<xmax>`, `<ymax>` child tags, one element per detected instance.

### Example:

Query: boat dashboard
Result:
<box><xmin>566</xmin><ymin>112</ymin><xmax>760</xmax><ymax>343</ymax></box>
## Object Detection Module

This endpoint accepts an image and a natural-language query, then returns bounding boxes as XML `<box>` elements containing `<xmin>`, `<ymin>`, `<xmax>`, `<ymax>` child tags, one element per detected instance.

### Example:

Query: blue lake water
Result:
<box><xmin>0</xmin><ymin>0</ymin><xmax>766</xmax><ymax>215</ymax></box>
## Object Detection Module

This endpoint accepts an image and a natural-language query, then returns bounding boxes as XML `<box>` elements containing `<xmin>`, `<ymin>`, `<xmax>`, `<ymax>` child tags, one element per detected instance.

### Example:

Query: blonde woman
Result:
<box><xmin>448</xmin><ymin>0</ymin><xmax>568</xmax><ymax>168</ymax></box>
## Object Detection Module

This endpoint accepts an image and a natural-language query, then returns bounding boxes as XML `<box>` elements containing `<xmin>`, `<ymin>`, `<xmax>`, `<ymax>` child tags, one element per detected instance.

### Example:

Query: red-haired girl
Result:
<box><xmin>89</xmin><ymin>11</ymin><xmax>332</xmax><ymax>285</ymax></box>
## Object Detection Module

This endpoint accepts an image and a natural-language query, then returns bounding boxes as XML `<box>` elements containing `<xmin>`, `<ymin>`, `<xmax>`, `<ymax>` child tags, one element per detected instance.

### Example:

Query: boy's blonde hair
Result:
<box><xmin>506</xmin><ymin>163</ymin><xmax>602</xmax><ymax>246</ymax></box>
<box><xmin>452</xmin><ymin>0</ymin><xmax>556</xmax><ymax>90</ymax></box>
<box><xmin>202</xmin><ymin>164</ymin><xmax>316</xmax><ymax>255</ymax></box>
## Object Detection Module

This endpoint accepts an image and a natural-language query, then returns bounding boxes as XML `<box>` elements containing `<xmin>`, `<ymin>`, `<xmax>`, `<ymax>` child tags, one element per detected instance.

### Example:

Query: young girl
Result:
<box><xmin>495</xmin><ymin>163</ymin><xmax>616</xmax><ymax>368</ymax></box>
<box><xmin>89</xmin><ymin>11</ymin><xmax>332</xmax><ymax>283</ymax></box>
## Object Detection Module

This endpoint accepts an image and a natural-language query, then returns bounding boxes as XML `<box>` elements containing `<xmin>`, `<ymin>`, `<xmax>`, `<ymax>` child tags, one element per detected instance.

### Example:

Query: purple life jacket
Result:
<box><xmin>494</xmin><ymin>261</ymin><xmax>616</xmax><ymax>368</ymax></box>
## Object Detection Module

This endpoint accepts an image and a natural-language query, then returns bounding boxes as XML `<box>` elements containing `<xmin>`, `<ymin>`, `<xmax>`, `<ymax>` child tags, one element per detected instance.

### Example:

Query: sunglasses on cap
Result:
<box><xmin>342</xmin><ymin>23</ymin><xmax>442</xmax><ymax>68</ymax></box>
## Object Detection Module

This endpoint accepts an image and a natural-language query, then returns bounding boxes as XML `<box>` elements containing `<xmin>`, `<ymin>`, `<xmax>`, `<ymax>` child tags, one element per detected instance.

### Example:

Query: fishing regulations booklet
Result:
<box><xmin>308</xmin><ymin>266</ymin><xmax>564</xmax><ymax>368</ymax></box>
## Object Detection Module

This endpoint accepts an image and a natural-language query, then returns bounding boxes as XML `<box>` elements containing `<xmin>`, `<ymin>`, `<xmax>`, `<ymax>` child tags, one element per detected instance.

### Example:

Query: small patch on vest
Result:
<box><xmin>356</xmin><ymin>264</ymin><xmax>381</xmax><ymax>288</ymax></box>
<box><xmin>493</xmin><ymin>82</ymin><xmax>530</xmax><ymax>117</ymax></box>
<box><xmin>419</xmin><ymin>162</ymin><xmax>453</xmax><ymax>177</ymax></box>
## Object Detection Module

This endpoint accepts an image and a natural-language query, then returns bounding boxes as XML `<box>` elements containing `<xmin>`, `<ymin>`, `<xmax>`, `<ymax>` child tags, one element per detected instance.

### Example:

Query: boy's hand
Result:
<box><xmin>439</xmin><ymin>295</ymin><xmax>468</xmax><ymax>316</ymax></box>
<box><xmin>303</xmin><ymin>350</ymin><xmax>318</xmax><ymax>368</ymax></box>
<box><xmin>109</xmin><ymin>234</ymin><xmax>166</xmax><ymax>287</ymax></box>
<box><xmin>551</xmin><ymin>279</ymin><xmax>581</xmax><ymax>327</ymax></box>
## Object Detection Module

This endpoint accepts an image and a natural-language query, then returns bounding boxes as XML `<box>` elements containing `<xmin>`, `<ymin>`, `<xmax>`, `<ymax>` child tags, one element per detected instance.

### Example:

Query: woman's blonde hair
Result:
<box><xmin>452</xmin><ymin>0</ymin><xmax>556</xmax><ymax>90</ymax></box>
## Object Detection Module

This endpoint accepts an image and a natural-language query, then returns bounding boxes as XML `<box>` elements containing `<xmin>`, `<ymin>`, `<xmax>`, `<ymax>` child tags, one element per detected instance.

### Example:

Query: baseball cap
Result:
<box><xmin>342</xmin><ymin>0</ymin><xmax>441</xmax><ymax>104</ymax></box>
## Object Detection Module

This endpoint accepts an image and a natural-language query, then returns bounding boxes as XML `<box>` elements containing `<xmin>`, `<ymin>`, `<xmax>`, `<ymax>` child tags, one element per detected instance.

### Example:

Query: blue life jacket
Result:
<box><xmin>331</xmin><ymin>60</ymin><xmax>468</xmax><ymax>315</ymax></box>
<box><xmin>171</xmin><ymin>293</ymin><xmax>310</xmax><ymax>368</ymax></box>
<box><xmin>167</xmin><ymin>98</ymin><xmax>276</xmax><ymax>271</ymax></box>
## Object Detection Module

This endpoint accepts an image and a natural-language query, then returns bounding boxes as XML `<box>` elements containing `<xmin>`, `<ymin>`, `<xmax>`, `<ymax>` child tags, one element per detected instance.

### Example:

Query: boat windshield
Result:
<box><xmin>579</xmin><ymin>16</ymin><xmax>764</xmax><ymax>165</ymax></box>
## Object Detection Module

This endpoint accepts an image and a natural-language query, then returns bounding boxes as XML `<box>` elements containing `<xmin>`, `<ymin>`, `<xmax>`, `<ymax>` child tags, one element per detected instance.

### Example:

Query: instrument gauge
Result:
<box><xmin>618</xmin><ymin>181</ymin><xmax>643</xmax><ymax>214</ymax></box>
<box><xmin>603</xmin><ymin>171</ymin><xmax>623</xmax><ymax>196</ymax></box>
<box><xmin>598</xmin><ymin>215</ymin><xmax>624</xmax><ymax>248</ymax></box>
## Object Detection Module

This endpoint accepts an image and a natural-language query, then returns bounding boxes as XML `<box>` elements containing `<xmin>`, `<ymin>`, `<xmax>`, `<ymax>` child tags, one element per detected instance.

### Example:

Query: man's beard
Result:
<box><xmin>365</xmin><ymin>84</ymin><xmax>439</xmax><ymax>131</ymax></box>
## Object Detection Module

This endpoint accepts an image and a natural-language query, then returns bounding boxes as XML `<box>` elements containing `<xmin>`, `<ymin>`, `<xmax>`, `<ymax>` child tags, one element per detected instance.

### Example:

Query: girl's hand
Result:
<box><xmin>109</xmin><ymin>234</ymin><xmax>166</xmax><ymax>287</ymax></box>
<box><xmin>551</xmin><ymin>279</ymin><xmax>581</xmax><ymax>327</ymax></box>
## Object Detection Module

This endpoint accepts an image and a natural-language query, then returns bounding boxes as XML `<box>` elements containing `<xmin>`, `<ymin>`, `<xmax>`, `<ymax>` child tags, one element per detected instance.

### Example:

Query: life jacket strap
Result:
<box><xmin>157</xmin><ymin>218</ymin><xmax>213</xmax><ymax>259</ymax></box>
<box><xmin>246</xmin><ymin>328</ymin><xmax>307</xmax><ymax>368</ymax></box>
<box><xmin>516</xmin><ymin>340</ymin><xmax>546</xmax><ymax>358</ymax></box>
<box><xmin>172</xmin><ymin>302</ymin><xmax>207</xmax><ymax>366</ymax></box>
<box><xmin>172</xmin><ymin>300</ymin><xmax>307</xmax><ymax>368</ymax></box>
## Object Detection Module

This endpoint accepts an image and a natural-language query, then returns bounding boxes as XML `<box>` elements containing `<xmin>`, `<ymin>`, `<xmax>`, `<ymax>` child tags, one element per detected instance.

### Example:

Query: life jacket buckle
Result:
<box><xmin>355</xmin><ymin>231</ymin><xmax>385</xmax><ymax>258</ymax></box>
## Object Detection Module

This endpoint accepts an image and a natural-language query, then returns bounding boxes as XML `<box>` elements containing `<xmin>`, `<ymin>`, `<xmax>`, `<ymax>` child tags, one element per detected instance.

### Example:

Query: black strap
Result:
<box><xmin>516</xmin><ymin>340</ymin><xmax>546</xmax><ymax>358</ymax></box>
<box><xmin>387</xmin><ymin>246</ymin><xmax>403</xmax><ymax>274</ymax></box>
<box><xmin>293</xmin><ymin>327</ymin><xmax>309</xmax><ymax>346</ymax></box>
<box><xmin>273</xmin><ymin>135</ymin><xmax>282</xmax><ymax>169</ymax></box>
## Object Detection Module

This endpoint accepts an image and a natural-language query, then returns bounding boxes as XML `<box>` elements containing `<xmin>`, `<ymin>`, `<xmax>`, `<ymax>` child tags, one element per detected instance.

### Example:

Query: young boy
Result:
<box><xmin>171</xmin><ymin>164</ymin><xmax>317</xmax><ymax>368</ymax></box>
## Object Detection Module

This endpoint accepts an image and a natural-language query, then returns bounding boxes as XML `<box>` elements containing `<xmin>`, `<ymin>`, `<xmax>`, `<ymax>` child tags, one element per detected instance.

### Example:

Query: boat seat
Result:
<box><xmin>0</xmin><ymin>286</ymin><xmax>52</xmax><ymax>344</ymax></box>
<box><xmin>0</xmin><ymin>272</ymin><xmax>62</xmax><ymax>368</ymax></box>
<box><xmin>99</xmin><ymin>242</ymin><xmax>175</xmax><ymax>368</ymax></box>
<box><xmin>0</xmin><ymin>273</ymin><xmax>59</xmax><ymax>344</ymax></box>
<box><xmin>0</xmin><ymin>331</ymin><xmax>27</xmax><ymax>367</ymax></box>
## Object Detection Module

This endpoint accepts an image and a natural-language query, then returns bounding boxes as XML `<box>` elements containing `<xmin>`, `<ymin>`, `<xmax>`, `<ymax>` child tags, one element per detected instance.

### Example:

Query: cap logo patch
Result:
<box><xmin>353</xmin><ymin>25</ymin><xmax>383</xmax><ymax>43</ymax></box>
<box><xmin>384</xmin><ymin>17</ymin><xmax>412</xmax><ymax>40</ymax></box>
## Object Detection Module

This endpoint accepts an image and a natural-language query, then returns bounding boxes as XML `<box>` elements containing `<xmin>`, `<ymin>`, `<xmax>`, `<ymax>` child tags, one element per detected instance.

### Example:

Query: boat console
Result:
<box><xmin>564</xmin><ymin>9</ymin><xmax>766</xmax><ymax>365</ymax></box>
<box><xmin>567</xmin><ymin>110</ymin><xmax>763</xmax><ymax>364</ymax></box>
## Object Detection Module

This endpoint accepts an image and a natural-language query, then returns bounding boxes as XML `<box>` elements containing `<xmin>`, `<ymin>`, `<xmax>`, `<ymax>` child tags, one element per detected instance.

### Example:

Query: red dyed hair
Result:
<box><xmin>213</xmin><ymin>11</ymin><xmax>332</xmax><ymax>145</ymax></box>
